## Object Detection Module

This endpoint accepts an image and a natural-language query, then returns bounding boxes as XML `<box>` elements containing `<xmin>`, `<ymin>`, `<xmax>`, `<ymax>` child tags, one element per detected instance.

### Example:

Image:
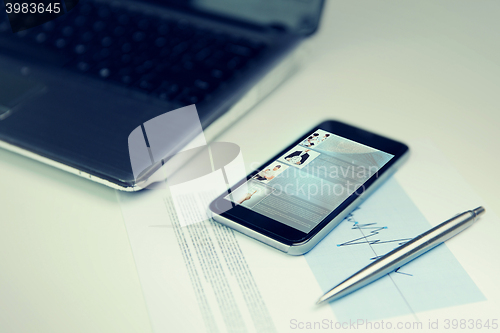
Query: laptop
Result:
<box><xmin>0</xmin><ymin>0</ymin><xmax>324</xmax><ymax>191</ymax></box>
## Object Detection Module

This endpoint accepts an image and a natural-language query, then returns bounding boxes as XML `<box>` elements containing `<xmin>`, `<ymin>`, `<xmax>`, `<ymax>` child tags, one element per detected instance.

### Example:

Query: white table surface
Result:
<box><xmin>1</xmin><ymin>1</ymin><xmax>499</xmax><ymax>332</ymax></box>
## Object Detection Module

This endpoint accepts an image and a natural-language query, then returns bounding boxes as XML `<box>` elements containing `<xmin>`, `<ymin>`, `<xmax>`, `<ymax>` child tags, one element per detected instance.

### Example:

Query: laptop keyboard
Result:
<box><xmin>0</xmin><ymin>1</ymin><xmax>267</xmax><ymax>106</ymax></box>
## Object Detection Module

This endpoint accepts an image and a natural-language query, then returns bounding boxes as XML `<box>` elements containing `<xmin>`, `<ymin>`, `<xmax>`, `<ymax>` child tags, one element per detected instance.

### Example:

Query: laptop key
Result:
<box><xmin>92</xmin><ymin>21</ymin><xmax>107</xmax><ymax>33</ymax></box>
<box><xmin>226</xmin><ymin>44</ymin><xmax>252</xmax><ymax>57</ymax></box>
<box><xmin>54</xmin><ymin>38</ymin><xmax>68</xmax><ymax>49</ymax></box>
<box><xmin>101</xmin><ymin>36</ymin><xmax>113</xmax><ymax>47</ymax></box>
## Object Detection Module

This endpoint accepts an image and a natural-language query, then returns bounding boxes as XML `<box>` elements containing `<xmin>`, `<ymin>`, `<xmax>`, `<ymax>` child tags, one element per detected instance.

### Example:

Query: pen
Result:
<box><xmin>317</xmin><ymin>206</ymin><xmax>486</xmax><ymax>305</ymax></box>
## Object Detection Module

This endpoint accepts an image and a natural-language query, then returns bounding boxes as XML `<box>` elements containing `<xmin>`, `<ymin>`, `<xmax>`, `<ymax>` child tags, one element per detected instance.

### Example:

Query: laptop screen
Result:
<box><xmin>159</xmin><ymin>0</ymin><xmax>324</xmax><ymax>35</ymax></box>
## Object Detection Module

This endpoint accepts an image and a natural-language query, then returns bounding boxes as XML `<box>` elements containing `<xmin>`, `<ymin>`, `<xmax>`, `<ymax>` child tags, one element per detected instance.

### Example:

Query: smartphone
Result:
<box><xmin>209</xmin><ymin>120</ymin><xmax>409</xmax><ymax>255</ymax></box>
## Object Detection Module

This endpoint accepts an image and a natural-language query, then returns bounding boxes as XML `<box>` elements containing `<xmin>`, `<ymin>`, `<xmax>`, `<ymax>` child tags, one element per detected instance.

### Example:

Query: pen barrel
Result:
<box><xmin>364</xmin><ymin>210</ymin><xmax>477</xmax><ymax>276</ymax></box>
<box><xmin>319</xmin><ymin>209</ymin><xmax>483</xmax><ymax>303</ymax></box>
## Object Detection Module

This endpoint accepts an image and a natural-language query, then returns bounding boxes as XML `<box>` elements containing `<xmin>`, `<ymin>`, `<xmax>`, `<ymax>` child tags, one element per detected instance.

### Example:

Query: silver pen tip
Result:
<box><xmin>316</xmin><ymin>297</ymin><xmax>326</xmax><ymax>305</ymax></box>
<box><xmin>472</xmin><ymin>206</ymin><xmax>485</xmax><ymax>218</ymax></box>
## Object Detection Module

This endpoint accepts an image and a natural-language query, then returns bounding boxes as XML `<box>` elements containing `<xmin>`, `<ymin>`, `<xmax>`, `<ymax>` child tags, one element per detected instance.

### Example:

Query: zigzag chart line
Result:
<box><xmin>337</xmin><ymin>208</ymin><xmax>413</xmax><ymax>276</ymax></box>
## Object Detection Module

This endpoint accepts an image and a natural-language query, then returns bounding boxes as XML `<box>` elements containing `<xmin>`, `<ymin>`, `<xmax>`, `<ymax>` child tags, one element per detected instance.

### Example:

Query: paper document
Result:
<box><xmin>305</xmin><ymin>178</ymin><xmax>484</xmax><ymax>322</ymax></box>
<box><xmin>118</xmin><ymin>140</ymin><xmax>498</xmax><ymax>332</ymax></box>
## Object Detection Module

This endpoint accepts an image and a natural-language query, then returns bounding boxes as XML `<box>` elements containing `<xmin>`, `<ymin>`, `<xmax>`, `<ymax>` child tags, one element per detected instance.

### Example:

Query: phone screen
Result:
<box><xmin>223</xmin><ymin>129</ymin><xmax>395</xmax><ymax>233</ymax></box>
